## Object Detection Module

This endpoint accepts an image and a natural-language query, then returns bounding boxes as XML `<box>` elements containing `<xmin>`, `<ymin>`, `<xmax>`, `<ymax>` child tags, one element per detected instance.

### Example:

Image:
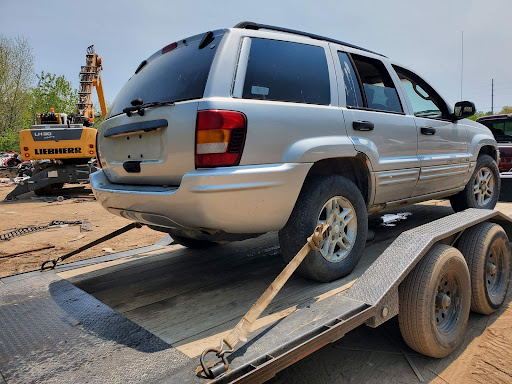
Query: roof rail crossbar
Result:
<box><xmin>233</xmin><ymin>21</ymin><xmax>386</xmax><ymax>57</ymax></box>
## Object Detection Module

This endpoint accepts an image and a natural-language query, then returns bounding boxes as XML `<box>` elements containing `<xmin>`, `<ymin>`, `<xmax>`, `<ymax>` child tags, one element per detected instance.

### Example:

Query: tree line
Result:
<box><xmin>0</xmin><ymin>36</ymin><xmax>103</xmax><ymax>152</ymax></box>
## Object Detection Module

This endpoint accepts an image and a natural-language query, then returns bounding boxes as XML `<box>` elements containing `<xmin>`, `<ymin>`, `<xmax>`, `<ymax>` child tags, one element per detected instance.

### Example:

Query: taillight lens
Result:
<box><xmin>195</xmin><ymin>110</ymin><xmax>247</xmax><ymax>167</ymax></box>
<box><xmin>95</xmin><ymin>132</ymin><xmax>102</xmax><ymax>169</ymax></box>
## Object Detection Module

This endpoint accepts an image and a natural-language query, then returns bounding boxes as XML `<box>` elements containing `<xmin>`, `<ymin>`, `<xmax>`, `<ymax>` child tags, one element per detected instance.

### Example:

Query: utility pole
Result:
<box><xmin>491</xmin><ymin>79</ymin><xmax>494</xmax><ymax>114</ymax></box>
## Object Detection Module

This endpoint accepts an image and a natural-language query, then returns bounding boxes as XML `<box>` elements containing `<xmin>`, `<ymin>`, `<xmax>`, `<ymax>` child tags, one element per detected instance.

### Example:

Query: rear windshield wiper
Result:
<box><xmin>123</xmin><ymin>100</ymin><xmax>175</xmax><ymax>117</ymax></box>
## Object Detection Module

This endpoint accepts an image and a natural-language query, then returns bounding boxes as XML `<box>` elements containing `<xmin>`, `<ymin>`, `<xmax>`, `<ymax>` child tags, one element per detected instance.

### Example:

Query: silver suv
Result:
<box><xmin>91</xmin><ymin>22</ymin><xmax>500</xmax><ymax>282</ymax></box>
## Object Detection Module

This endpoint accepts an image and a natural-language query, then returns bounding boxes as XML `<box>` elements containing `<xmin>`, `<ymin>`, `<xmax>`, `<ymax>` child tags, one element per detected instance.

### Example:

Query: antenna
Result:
<box><xmin>491</xmin><ymin>79</ymin><xmax>494</xmax><ymax>114</ymax></box>
<box><xmin>460</xmin><ymin>31</ymin><xmax>464</xmax><ymax>100</ymax></box>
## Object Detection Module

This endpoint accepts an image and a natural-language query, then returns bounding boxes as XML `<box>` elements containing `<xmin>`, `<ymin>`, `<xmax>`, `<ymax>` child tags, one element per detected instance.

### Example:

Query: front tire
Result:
<box><xmin>279</xmin><ymin>175</ymin><xmax>368</xmax><ymax>282</ymax></box>
<box><xmin>398</xmin><ymin>244</ymin><xmax>471</xmax><ymax>358</ymax></box>
<box><xmin>450</xmin><ymin>154</ymin><xmax>500</xmax><ymax>212</ymax></box>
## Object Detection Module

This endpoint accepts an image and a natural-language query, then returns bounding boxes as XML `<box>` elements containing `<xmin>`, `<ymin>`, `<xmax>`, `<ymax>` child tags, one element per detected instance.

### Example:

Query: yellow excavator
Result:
<box><xmin>6</xmin><ymin>46</ymin><xmax>106</xmax><ymax>200</ymax></box>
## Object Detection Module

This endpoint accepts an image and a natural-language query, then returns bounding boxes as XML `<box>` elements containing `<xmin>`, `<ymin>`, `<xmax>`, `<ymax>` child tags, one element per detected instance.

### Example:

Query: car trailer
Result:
<box><xmin>0</xmin><ymin>206</ymin><xmax>511</xmax><ymax>383</ymax></box>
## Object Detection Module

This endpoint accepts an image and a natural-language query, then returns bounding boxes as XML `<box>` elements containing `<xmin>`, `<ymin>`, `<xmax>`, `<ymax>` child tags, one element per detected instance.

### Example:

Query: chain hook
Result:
<box><xmin>200</xmin><ymin>347</ymin><xmax>229</xmax><ymax>379</ymax></box>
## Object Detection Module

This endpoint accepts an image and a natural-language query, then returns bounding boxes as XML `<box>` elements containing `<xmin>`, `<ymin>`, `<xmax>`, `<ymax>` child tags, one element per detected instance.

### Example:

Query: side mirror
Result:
<box><xmin>453</xmin><ymin>101</ymin><xmax>476</xmax><ymax>120</ymax></box>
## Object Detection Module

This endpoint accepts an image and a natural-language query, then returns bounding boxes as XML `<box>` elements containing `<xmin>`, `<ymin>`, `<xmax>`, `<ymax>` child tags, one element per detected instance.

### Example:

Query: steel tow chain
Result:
<box><xmin>0</xmin><ymin>221</ymin><xmax>83</xmax><ymax>241</ymax></box>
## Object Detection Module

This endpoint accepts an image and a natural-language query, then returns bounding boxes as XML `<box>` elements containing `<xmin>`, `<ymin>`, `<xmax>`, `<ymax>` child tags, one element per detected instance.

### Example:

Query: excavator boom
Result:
<box><xmin>77</xmin><ymin>45</ymin><xmax>106</xmax><ymax>123</ymax></box>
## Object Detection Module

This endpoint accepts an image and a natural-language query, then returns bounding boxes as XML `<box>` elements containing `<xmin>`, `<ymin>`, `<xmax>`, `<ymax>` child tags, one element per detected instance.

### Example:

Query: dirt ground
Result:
<box><xmin>0</xmin><ymin>183</ymin><xmax>163</xmax><ymax>278</ymax></box>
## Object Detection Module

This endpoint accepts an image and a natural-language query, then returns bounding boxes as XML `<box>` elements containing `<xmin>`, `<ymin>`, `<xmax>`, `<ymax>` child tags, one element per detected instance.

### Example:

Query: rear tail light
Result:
<box><xmin>195</xmin><ymin>110</ymin><xmax>247</xmax><ymax>167</ymax></box>
<box><xmin>95</xmin><ymin>132</ymin><xmax>102</xmax><ymax>169</ymax></box>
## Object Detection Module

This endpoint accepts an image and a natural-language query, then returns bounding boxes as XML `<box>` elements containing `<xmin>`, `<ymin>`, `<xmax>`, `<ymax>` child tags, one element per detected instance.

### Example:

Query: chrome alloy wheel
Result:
<box><xmin>473</xmin><ymin>167</ymin><xmax>495</xmax><ymax>207</ymax></box>
<box><xmin>317</xmin><ymin>196</ymin><xmax>357</xmax><ymax>263</ymax></box>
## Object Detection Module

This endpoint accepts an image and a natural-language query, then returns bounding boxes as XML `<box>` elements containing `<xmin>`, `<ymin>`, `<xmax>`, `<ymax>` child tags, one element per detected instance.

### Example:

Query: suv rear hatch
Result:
<box><xmin>98</xmin><ymin>30</ymin><xmax>225</xmax><ymax>186</ymax></box>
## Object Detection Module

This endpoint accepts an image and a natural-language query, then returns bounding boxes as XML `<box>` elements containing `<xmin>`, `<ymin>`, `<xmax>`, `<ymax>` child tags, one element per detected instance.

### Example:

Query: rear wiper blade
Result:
<box><xmin>123</xmin><ymin>100</ymin><xmax>175</xmax><ymax>117</ymax></box>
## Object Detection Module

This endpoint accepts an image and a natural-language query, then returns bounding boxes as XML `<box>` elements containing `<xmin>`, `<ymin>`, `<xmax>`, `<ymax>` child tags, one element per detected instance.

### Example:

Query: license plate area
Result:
<box><xmin>108</xmin><ymin>129</ymin><xmax>163</xmax><ymax>162</ymax></box>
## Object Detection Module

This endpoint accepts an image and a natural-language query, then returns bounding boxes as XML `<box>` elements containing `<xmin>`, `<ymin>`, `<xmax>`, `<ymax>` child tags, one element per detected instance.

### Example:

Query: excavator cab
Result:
<box><xmin>35</xmin><ymin>108</ymin><xmax>68</xmax><ymax>125</ymax></box>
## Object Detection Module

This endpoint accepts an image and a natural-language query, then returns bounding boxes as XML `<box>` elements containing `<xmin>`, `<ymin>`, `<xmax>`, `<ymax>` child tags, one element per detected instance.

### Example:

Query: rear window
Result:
<box><xmin>337</xmin><ymin>52</ymin><xmax>363</xmax><ymax>108</ymax></box>
<box><xmin>242</xmin><ymin>38</ymin><xmax>330</xmax><ymax>105</ymax></box>
<box><xmin>108</xmin><ymin>30</ymin><xmax>224</xmax><ymax>118</ymax></box>
<box><xmin>351</xmin><ymin>54</ymin><xmax>403</xmax><ymax>114</ymax></box>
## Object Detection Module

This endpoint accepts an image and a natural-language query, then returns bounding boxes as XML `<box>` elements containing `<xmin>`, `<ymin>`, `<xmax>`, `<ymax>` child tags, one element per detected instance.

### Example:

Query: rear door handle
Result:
<box><xmin>353</xmin><ymin>120</ymin><xmax>374</xmax><ymax>131</ymax></box>
<box><xmin>421</xmin><ymin>126</ymin><xmax>436</xmax><ymax>135</ymax></box>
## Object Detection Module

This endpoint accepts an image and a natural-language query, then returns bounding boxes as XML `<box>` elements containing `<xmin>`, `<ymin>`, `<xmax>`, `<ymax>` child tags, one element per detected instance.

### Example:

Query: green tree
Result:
<box><xmin>467</xmin><ymin>111</ymin><xmax>492</xmax><ymax>121</ymax></box>
<box><xmin>31</xmin><ymin>71</ymin><xmax>78</xmax><ymax>115</ymax></box>
<box><xmin>93</xmin><ymin>100</ymin><xmax>111</xmax><ymax>129</ymax></box>
<box><xmin>0</xmin><ymin>36</ymin><xmax>34</xmax><ymax>151</ymax></box>
<box><xmin>499</xmin><ymin>106</ymin><xmax>512</xmax><ymax>114</ymax></box>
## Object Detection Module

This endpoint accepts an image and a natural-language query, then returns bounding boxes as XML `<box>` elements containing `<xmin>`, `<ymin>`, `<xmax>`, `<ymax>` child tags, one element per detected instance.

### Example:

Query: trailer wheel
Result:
<box><xmin>449</xmin><ymin>154</ymin><xmax>500</xmax><ymax>212</ymax></box>
<box><xmin>279</xmin><ymin>175</ymin><xmax>367</xmax><ymax>282</ymax></box>
<box><xmin>398</xmin><ymin>244</ymin><xmax>471</xmax><ymax>358</ymax></box>
<box><xmin>456</xmin><ymin>222</ymin><xmax>511</xmax><ymax>314</ymax></box>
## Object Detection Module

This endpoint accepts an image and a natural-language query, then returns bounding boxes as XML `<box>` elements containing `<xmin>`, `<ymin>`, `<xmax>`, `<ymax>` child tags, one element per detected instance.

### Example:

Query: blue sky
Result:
<box><xmin>1</xmin><ymin>0</ymin><xmax>511</xmax><ymax>113</ymax></box>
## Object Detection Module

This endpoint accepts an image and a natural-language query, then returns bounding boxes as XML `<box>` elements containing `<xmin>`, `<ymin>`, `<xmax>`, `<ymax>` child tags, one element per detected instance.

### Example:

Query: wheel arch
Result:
<box><xmin>469</xmin><ymin>135</ymin><xmax>498</xmax><ymax>162</ymax></box>
<box><xmin>304</xmin><ymin>155</ymin><xmax>372</xmax><ymax>205</ymax></box>
<box><xmin>478</xmin><ymin>144</ymin><xmax>498</xmax><ymax>162</ymax></box>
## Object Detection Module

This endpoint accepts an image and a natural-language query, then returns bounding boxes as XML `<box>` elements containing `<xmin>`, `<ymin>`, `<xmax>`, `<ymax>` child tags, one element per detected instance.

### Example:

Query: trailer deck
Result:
<box><xmin>1</xmin><ymin>203</ymin><xmax>511</xmax><ymax>383</ymax></box>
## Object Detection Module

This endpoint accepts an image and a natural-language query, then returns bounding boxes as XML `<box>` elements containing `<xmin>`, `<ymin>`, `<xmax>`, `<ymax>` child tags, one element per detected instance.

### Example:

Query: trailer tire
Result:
<box><xmin>456</xmin><ymin>222</ymin><xmax>511</xmax><ymax>314</ymax></box>
<box><xmin>449</xmin><ymin>155</ymin><xmax>500</xmax><ymax>212</ymax></box>
<box><xmin>172</xmin><ymin>235</ymin><xmax>218</xmax><ymax>249</ymax></box>
<box><xmin>279</xmin><ymin>175</ymin><xmax>367</xmax><ymax>282</ymax></box>
<box><xmin>398</xmin><ymin>244</ymin><xmax>471</xmax><ymax>358</ymax></box>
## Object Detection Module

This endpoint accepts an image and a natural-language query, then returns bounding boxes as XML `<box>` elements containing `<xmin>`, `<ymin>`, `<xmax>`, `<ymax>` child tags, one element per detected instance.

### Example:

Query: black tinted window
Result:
<box><xmin>351</xmin><ymin>54</ymin><xmax>403</xmax><ymax>113</ymax></box>
<box><xmin>481</xmin><ymin>119</ymin><xmax>512</xmax><ymax>141</ymax></box>
<box><xmin>108</xmin><ymin>31</ymin><xmax>224</xmax><ymax>118</ymax></box>
<box><xmin>337</xmin><ymin>52</ymin><xmax>363</xmax><ymax>108</ymax></box>
<box><xmin>242</xmin><ymin>39</ymin><xmax>330</xmax><ymax>105</ymax></box>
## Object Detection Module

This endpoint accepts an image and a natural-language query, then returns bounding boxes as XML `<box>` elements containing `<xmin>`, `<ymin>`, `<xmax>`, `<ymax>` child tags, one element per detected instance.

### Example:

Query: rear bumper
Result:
<box><xmin>90</xmin><ymin>163</ymin><xmax>312</xmax><ymax>233</ymax></box>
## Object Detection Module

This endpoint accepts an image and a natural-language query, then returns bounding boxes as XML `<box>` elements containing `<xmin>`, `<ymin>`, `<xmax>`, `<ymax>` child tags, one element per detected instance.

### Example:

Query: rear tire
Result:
<box><xmin>172</xmin><ymin>235</ymin><xmax>218</xmax><ymax>249</ymax></box>
<box><xmin>398</xmin><ymin>244</ymin><xmax>471</xmax><ymax>358</ymax></box>
<box><xmin>457</xmin><ymin>222</ymin><xmax>511</xmax><ymax>314</ymax></box>
<box><xmin>279</xmin><ymin>175</ymin><xmax>368</xmax><ymax>282</ymax></box>
<box><xmin>450</xmin><ymin>154</ymin><xmax>500</xmax><ymax>212</ymax></box>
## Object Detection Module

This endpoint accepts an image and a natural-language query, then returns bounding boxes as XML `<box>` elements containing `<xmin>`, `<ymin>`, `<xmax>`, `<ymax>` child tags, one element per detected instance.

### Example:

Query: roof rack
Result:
<box><xmin>234</xmin><ymin>21</ymin><xmax>386</xmax><ymax>58</ymax></box>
